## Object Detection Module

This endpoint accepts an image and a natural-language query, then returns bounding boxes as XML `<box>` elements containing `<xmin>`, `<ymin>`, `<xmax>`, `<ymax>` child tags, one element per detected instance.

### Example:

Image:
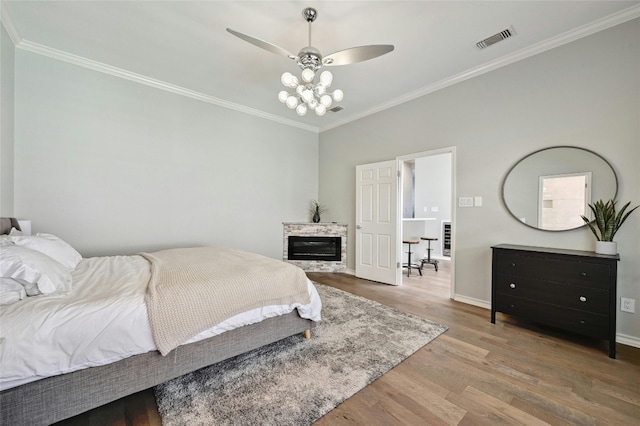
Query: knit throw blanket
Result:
<box><xmin>141</xmin><ymin>247</ymin><xmax>311</xmax><ymax>356</ymax></box>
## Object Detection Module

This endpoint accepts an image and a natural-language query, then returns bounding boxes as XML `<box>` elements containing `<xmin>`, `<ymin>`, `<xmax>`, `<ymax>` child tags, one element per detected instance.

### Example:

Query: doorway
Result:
<box><xmin>398</xmin><ymin>147</ymin><xmax>455</xmax><ymax>298</ymax></box>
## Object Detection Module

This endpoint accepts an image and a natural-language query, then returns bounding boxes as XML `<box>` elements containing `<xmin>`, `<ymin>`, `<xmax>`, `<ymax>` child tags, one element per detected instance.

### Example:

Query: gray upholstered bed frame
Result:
<box><xmin>0</xmin><ymin>311</ymin><xmax>313</xmax><ymax>425</ymax></box>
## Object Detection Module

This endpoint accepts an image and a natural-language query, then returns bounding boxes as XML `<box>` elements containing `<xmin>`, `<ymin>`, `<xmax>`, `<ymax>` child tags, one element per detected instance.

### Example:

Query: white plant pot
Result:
<box><xmin>595</xmin><ymin>241</ymin><xmax>617</xmax><ymax>255</ymax></box>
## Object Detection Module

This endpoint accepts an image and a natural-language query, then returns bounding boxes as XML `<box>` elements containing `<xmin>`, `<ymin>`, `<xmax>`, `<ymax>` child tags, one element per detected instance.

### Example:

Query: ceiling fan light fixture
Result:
<box><xmin>301</xmin><ymin>67</ymin><xmax>315</xmax><ymax>83</ymax></box>
<box><xmin>228</xmin><ymin>7</ymin><xmax>393</xmax><ymax>118</ymax></box>
<box><xmin>279</xmin><ymin>69</ymin><xmax>343</xmax><ymax>116</ymax></box>
<box><xmin>320</xmin><ymin>70</ymin><xmax>333</xmax><ymax>87</ymax></box>
<box><xmin>281</xmin><ymin>72</ymin><xmax>293</xmax><ymax>87</ymax></box>
<box><xmin>301</xmin><ymin>88</ymin><xmax>314</xmax><ymax>103</ymax></box>
<box><xmin>296</xmin><ymin>104</ymin><xmax>308</xmax><ymax>116</ymax></box>
<box><xmin>320</xmin><ymin>95</ymin><xmax>332</xmax><ymax>108</ymax></box>
<box><xmin>285</xmin><ymin>96</ymin><xmax>298</xmax><ymax>109</ymax></box>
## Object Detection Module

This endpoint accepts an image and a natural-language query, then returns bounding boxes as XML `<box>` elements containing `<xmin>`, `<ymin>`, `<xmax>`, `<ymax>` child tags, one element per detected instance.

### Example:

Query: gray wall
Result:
<box><xmin>1</xmin><ymin>23</ymin><xmax>15</xmax><ymax>216</ymax></box>
<box><xmin>13</xmin><ymin>50</ymin><xmax>319</xmax><ymax>258</ymax></box>
<box><xmin>319</xmin><ymin>20</ymin><xmax>639</xmax><ymax>339</ymax></box>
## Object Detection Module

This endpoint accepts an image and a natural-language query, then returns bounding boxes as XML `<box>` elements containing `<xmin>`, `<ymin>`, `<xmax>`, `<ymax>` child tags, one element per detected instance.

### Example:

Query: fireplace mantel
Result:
<box><xmin>283</xmin><ymin>222</ymin><xmax>347</xmax><ymax>272</ymax></box>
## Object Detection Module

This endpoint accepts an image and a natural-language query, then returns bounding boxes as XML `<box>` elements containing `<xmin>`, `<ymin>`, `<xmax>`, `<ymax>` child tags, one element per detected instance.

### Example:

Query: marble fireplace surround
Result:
<box><xmin>283</xmin><ymin>222</ymin><xmax>347</xmax><ymax>272</ymax></box>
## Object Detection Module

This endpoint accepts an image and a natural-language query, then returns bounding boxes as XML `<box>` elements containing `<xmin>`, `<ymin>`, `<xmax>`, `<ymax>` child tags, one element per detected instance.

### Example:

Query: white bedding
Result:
<box><xmin>0</xmin><ymin>254</ymin><xmax>322</xmax><ymax>391</ymax></box>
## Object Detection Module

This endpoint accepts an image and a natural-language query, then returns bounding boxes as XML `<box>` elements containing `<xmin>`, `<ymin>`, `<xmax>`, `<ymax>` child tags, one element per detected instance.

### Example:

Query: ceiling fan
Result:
<box><xmin>226</xmin><ymin>7</ymin><xmax>394</xmax><ymax>116</ymax></box>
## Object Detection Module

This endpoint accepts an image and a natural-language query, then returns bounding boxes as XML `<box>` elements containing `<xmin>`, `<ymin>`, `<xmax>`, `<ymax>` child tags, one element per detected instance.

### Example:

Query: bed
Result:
<box><xmin>0</xmin><ymin>222</ymin><xmax>322</xmax><ymax>425</ymax></box>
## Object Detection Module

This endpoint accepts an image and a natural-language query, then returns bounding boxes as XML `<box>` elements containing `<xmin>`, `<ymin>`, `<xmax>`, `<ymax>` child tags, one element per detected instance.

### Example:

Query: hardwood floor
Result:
<box><xmin>57</xmin><ymin>262</ymin><xmax>640</xmax><ymax>425</ymax></box>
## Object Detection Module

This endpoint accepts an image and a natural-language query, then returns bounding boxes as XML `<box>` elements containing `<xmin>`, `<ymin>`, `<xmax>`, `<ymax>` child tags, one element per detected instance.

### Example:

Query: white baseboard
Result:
<box><xmin>453</xmin><ymin>294</ymin><xmax>491</xmax><ymax>310</ymax></box>
<box><xmin>616</xmin><ymin>333</ymin><xmax>640</xmax><ymax>349</ymax></box>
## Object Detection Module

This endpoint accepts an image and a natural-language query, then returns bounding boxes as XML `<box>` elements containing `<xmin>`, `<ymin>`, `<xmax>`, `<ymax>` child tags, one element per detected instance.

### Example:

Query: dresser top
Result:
<box><xmin>492</xmin><ymin>244</ymin><xmax>620</xmax><ymax>260</ymax></box>
<box><xmin>283</xmin><ymin>222</ymin><xmax>347</xmax><ymax>226</ymax></box>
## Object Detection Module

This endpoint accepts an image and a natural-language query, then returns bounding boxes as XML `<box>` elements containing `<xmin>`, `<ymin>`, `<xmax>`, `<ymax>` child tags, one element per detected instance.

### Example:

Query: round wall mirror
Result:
<box><xmin>502</xmin><ymin>146</ymin><xmax>617</xmax><ymax>231</ymax></box>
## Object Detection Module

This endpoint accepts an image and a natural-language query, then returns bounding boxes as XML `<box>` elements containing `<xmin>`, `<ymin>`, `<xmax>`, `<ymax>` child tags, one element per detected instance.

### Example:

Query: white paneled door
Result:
<box><xmin>355</xmin><ymin>160</ymin><xmax>400</xmax><ymax>285</ymax></box>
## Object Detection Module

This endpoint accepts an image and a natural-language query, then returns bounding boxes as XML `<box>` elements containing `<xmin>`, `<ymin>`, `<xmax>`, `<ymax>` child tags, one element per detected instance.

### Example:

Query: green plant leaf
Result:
<box><xmin>593</xmin><ymin>200</ymin><xmax>607</xmax><ymax>240</ymax></box>
<box><xmin>611</xmin><ymin>202</ymin><xmax>639</xmax><ymax>241</ymax></box>
<box><xmin>584</xmin><ymin>199</ymin><xmax>639</xmax><ymax>242</ymax></box>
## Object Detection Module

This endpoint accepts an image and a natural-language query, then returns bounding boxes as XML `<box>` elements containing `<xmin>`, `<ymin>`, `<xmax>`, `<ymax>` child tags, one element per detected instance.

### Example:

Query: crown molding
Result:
<box><xmin>319</xmin><ymin>3</ymin><xmax>640</xmax><ymax>133</ymax></box>
<box><xmin>1</xmin><ymin>0</ymin><xmax>318</xmax><ymax>132</ymax></box>
<box><xmin>0</xmin><ymin>1</ymin><xmax>22</xmax><ymax>45</ymax></box>
<box><xmin>15</xmin><ymin>40</ymin><xmax>319</xmax><ymax>134</ymax></box>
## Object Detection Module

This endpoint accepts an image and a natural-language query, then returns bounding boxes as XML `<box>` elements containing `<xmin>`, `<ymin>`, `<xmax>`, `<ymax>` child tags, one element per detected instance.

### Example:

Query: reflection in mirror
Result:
<box><xmin>539</xmin><ymin>172</ymin><xmax>591</xmax><ymax>230</ymax></box>
<box><xmin>502</xmin><ymin>147</ymin><xmax>617</xmax><ymax>231</ymax></box>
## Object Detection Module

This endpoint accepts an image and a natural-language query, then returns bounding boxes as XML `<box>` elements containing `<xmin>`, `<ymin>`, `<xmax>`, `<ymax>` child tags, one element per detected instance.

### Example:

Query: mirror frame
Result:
<box><xmin>501</xmin><ymin>146</ymin><xmax>618</xmax><ymax>232</ymax></box>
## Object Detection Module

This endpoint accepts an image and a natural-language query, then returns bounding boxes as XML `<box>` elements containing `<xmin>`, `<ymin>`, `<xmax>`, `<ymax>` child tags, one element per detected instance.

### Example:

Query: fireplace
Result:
<box><xmin>283</xmin><ymin>222</ymin><xmax>347</xmax><ymax>272</ymax></box>
<box><xmin>288</xmin><ymin>236</ymin><xmax>341</xmax><ymax>261</ymax></box>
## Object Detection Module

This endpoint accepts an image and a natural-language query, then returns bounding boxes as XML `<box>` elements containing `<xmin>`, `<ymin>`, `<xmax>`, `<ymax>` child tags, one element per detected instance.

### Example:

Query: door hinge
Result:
<box><xmin>397</xmin><ymin>170</ymin><xmax>401</xmax><ymax>177</ymax></box>
<box><xmin>397</xmin><ymin>262</ymin><xmax>401</xmax><ymax>269</ymax></box>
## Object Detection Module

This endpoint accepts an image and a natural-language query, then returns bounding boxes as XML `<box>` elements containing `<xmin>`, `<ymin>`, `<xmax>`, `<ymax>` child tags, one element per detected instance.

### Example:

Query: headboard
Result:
<box><xmin>0</xmin><ymin>218</ymin><xmax>22</xmax><ymax>235</ymax></box>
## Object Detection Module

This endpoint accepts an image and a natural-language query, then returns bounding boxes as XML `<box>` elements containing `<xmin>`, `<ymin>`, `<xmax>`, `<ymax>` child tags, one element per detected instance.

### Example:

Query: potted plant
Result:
<box><xmin>309</xmin><ymin>200</ymin><xmax>327</xmax><ymax>223</ymax></box>
<box><xmin>580</xmin><ymin>199</ymin><xmax>639</xmax><ymax>255</ymax></box>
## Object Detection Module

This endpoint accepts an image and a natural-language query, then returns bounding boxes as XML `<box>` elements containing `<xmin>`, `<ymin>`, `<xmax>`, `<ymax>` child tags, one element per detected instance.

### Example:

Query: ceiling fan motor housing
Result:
<box><xmin>296</xmin><ymin>46</ymin><xmax>323</xmax><ymax>71</ymax></box>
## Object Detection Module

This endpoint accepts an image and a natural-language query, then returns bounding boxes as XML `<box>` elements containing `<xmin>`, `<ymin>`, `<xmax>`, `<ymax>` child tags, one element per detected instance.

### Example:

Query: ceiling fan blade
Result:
<box><xmin>323</xmin><ymin>45</ymin><xmax>394</xmax><ymax>66</ymax></box>
<box><xmin>226</xmin><ymin>28</ymin><xmax>296</xmax><ymax>59</ymax></box>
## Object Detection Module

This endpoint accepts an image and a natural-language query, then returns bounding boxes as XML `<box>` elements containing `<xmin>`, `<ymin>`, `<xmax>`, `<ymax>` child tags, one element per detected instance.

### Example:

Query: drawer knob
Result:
<box><xmin>509</xmin><ymin>304</ymin><xmax>515</xmax><ymax>309</ymax></box>
<box><xmin>581</xmin><ymin>272</ymin><xmax>587</xmax><ymax>277</ymax></box>
<box><xmin>511</xmin><ymin>263</ymin><xmax>516</xmax><ymax>267</ymax></box>
<box><xmin>510</xmin><ymin>283</ymin><xmax>516</xmax><ymax>289</ymax></box>
<box><xmin>579</xmin><ymin>296</ymin><xmax>587</xmax><ymax>302</ymax></box>
<box><xmin>580</xmin><ymin>320</ymin><xmax>586</xmax><ymax>325</ymax></box>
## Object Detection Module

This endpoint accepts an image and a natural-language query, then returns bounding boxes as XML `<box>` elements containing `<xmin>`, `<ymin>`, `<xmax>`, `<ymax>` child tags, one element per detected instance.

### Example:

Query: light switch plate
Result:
<box><xmin>474</xmin><ymin>196</ymin><xmax>483</xmax><ymax>207</ymax></box>
<box><xmin>459</xmin><ymin>197</ymin><xmax>474</xmax><ymax>207</ymax></box>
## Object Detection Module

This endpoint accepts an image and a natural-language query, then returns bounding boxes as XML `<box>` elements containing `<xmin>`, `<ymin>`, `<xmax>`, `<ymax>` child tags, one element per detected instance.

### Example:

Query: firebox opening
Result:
<box><xmin>288</xmin><ymin>236</ymin><xmax>341</xmax><ymax>261</ymax></box>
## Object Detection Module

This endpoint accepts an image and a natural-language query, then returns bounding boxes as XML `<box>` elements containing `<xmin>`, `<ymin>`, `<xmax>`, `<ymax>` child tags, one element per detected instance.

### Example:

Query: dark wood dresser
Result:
<box><xmin>491</xmin><ymin>244</ymin><xmax>619</xmax><ymax>358</ymax></box>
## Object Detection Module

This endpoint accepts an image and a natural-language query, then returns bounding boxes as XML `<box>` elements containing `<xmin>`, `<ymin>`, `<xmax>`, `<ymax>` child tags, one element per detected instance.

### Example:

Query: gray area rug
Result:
<box><xmin>154</xmin><ymin>283</ymin><xmax>447</xmax><ymax>426</ymax></box>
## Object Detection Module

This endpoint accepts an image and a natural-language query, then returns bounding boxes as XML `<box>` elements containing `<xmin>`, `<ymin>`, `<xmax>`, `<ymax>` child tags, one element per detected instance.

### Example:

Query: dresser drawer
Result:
<box><xmin>494</xmin><ymin>295</ymin><xmax>609</xmax><ymax>339</ymax></box>
<box><xmin>495</xmin><ymin>252</ymin><xmax>610</xmax><ymax>289</ymax></box>
<box><xmin>495</xmin><ymin>275</ymin><xmax>609</xmax><ymax>314</ymax></box>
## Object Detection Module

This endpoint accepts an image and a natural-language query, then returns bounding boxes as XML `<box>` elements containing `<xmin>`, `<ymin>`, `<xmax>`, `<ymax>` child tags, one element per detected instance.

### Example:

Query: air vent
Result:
<box><xmin>476</xmin><ymin>27</ymin><xmax>515</xmax><ymax>49</ymax></box>
<box><xmin>329</xmin><ymin>106</ymin><xmax>344</xmax><ymax>113</ymax></box>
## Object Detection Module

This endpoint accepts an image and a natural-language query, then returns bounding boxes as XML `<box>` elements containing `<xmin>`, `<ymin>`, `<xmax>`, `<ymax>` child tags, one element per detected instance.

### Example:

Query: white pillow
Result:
<box><xmin>16</xmin><ymin>278</ymin><xmax>42</xmax><ymax>296</ymax></box>
<box><xmin>11</xmin><ymin>233</ymin><xmax>82</xmax><ymax>270</ymax></box>
<box><xmin>0</xmin><ymin>245</ymin><xmax>71</xmax><ymax>295</ymax></box>
<box><xmin>0</xmin><ymin>277</ymin><xmax>27</xmax><ymax>305</ymax></box>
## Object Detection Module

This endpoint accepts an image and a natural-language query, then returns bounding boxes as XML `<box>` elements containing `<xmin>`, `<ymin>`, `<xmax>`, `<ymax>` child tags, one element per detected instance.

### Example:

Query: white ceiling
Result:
<box><xmin>3</xmin><ymin>1</ymin><xmax>639</xmax><ymax>133</ymax></box>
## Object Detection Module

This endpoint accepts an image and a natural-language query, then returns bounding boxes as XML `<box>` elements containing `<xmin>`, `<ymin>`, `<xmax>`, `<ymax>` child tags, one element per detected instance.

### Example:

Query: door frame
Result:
<box><xmin>397</xmin><ymin>146</ymin><xmax>456</xmax><ymax>299</ymax></box>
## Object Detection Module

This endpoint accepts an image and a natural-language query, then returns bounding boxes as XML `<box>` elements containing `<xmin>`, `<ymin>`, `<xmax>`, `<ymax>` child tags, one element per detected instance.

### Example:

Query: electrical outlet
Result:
<box><xmin>621</xmin><ymin>297</ymin><xmax>635</xmax><ymax>313</ymax></box>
